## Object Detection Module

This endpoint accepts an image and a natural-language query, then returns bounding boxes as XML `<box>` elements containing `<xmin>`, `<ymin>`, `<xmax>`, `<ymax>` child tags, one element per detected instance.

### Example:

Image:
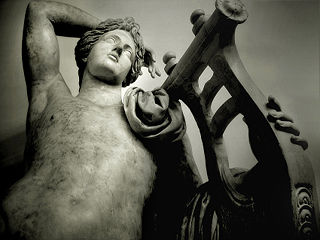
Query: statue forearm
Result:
<box><xmin>26</xmin><ymin>1</ymin><xmax>101</xmax><ymax>38</ymax></box>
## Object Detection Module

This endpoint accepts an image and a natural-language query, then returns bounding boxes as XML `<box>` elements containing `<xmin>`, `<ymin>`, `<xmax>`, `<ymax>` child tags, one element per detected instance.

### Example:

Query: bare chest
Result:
<box><xmin>29</xmin><ymin>98</ymin><xmax>156</xmax><ymax>192</ymax></box>
<box><xmin>31</xmin><ymin>99</ymin><xmax>146</xmax><ymax>164</ymax></box>
<box><xmin>4</xmin><ymin>98</ymin><xmax>156</xmax><ymax>239</ymax></box>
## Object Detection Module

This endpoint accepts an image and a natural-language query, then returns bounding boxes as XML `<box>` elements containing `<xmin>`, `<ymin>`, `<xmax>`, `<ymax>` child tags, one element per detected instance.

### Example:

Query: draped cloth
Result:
<box><xmin>123</xmin><ymin>87</ymin><xmax>219</xmax><ymax>240</ymax></box>
<box><xmin>123</xmin><ymin>87</ymin><xmax>186</xmax><ymax>143</ymax></box>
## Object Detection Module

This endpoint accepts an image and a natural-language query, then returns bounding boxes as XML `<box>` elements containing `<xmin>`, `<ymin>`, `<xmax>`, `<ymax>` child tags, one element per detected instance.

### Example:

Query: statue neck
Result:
<box><xmin>77</xmin><ymin>69</ymin><xmax>123</xmax><ymax>107</ymax></box>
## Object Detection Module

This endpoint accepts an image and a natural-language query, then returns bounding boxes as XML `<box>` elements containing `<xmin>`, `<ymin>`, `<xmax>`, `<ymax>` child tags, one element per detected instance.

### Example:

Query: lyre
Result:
<box><xmin>161</xmin><ymin>0</ymin><xmax>320</xmax><ymax>239</ymax></box>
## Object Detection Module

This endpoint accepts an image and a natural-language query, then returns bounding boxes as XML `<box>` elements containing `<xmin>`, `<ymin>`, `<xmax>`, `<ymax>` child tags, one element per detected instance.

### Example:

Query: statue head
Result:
<box><xmin>75</xmin><ymin>17</ymin><xmax>145</xmax><ymax>88</ymax></box>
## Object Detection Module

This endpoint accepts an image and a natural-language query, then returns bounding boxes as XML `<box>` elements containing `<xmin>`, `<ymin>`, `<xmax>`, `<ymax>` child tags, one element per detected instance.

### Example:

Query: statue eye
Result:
<box><xmin>105</xmin><ymin>37</ymin><xmax>116</xmax><ymax>44</ymax></box>
<box><xmin>124</xmin><ymin>49</ymin><xmax>132</xmax><ymax>56</ymax></box>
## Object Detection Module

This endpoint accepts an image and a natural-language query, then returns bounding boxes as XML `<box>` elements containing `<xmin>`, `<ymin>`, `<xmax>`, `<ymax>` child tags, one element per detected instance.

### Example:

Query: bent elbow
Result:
<box><xmin>26</xmin><ymin>1</ymin><xmax>49</xmax><ymax>18</ymax></box>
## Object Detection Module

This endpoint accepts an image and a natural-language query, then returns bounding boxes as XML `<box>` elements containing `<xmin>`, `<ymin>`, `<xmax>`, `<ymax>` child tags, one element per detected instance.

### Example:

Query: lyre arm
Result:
<box><xmin>161</xmin><ymin>0</ymin><xmax>249</xmax><ymax>199</ymax></box>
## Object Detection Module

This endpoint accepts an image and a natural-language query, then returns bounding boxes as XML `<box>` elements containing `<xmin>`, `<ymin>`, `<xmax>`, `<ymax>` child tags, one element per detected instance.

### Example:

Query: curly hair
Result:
<box><xmin>75</xmin><ymin>17</ymin><xmax>145</xmax><ymax>87</ymax></box>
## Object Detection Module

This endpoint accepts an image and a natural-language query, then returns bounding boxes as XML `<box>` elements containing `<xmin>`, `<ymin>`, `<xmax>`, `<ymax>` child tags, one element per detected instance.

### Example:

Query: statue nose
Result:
<box><xmin>114</xmin><ymin>46</ymin><xmax>123</xmax><ymax>56</ymax></box>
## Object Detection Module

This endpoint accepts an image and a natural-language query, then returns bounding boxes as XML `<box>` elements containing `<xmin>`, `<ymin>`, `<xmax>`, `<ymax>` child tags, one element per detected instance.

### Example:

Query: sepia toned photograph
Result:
<box><xmin>0</xmin><ymin>0</ymin><xmax>319</xmax><ymax>239</ymax></box>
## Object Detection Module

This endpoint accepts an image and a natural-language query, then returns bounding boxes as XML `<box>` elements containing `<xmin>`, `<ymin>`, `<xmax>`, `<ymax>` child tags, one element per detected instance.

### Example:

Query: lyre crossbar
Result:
<box><xmin>161</xmin><ymin>0</ymin><xmax>319</xmax><ymax>239</ymax></box>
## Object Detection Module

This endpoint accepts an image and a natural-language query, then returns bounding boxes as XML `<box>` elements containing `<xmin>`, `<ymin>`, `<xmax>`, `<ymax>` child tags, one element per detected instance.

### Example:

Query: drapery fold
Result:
<box><xmin>123</xmin><ymin>87</ymin><xmax>186</xmax><ymax>143</ymax></box>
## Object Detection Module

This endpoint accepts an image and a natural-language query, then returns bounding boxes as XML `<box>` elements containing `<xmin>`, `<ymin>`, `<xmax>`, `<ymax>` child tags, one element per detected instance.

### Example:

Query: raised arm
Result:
<box><xmin>23</xmin><ymin>1</ymin><xmax>100</xmax><ymax>117</ymax></box>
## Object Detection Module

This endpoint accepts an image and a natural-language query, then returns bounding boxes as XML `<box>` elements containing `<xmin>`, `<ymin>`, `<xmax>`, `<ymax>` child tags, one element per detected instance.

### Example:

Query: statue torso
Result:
<box><xmin>4</xmin><ymin>96</ymin><xmax>156</xmax><ymax>240</ymax></box>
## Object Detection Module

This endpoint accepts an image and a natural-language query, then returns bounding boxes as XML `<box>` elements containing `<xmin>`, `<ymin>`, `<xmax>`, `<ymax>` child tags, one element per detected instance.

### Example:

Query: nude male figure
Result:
<box><xmin>1</xmin><ymin>1</ymin><xmax>182</xmax><ymax>239</ymax></box>
<box><xmin>1</xmin><ymin>1</ymin><xmax>309</xmax><ymax>240</ymax></box>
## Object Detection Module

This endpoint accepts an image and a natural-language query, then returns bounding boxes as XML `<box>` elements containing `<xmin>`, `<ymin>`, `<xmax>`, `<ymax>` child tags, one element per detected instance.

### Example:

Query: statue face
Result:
<box><xmin>86</xmin><ymin>29</ymin><xmax>135</xmax><ymax>85</ymax></box>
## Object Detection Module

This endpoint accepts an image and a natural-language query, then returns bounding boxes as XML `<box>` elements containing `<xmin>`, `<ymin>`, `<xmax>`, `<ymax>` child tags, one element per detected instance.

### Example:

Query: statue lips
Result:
<box><xmin>108</xmin><ymin>52</ymin><xmax>119</xmax><ymax>62</ymax></box>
